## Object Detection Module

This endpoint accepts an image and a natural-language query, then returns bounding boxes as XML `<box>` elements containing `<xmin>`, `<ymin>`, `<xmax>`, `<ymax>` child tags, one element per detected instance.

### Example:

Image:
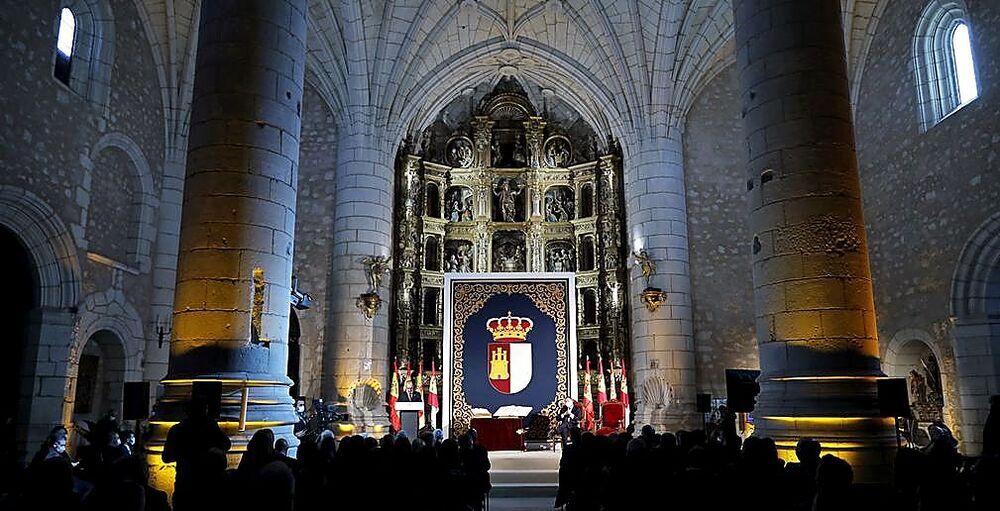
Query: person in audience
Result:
<box><xmin>161</xmin><ymin>394</ymin><xmax>231</xmax><ymax>511</ymax></box>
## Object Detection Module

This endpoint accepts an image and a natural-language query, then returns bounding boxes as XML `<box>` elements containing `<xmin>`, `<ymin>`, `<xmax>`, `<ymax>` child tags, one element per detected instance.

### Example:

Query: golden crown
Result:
<box><xmin>486</xmin><ymin>311</ymin><xmax>533</xmax><ymax>342</ymax></box>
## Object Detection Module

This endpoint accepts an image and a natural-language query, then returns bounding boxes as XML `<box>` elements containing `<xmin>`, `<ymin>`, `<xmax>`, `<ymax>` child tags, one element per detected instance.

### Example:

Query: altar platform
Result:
<box><xmin>488</xmin><ymin>449</ymin><xmax>560</xmax><ymax>503</ymax></box>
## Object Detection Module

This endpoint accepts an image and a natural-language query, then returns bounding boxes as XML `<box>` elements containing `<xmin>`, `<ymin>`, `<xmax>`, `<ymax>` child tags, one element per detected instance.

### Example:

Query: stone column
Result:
<box><xmin>626</xmin><ymin>132</ymin><xmax>699</xmax><ymax>431</ymax></box>
<box><xmin>323</xmin><ymin>131</ymin><xmax>394</xmax><ymax>416</ymax></box>
<box><xmin>734</xmin><ymin>0</ymin><xmax>894</xmax><ymax>480</ymax></box>
<box><xmin>147</xmin><ymin>0</ymin><xmax>307</xmax><ymax>488</ymax></box>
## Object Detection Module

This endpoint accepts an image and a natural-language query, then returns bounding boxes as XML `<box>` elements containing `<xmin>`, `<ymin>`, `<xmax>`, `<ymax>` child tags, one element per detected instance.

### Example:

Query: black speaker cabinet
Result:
<box><xmin>696</xmin><ymin>393</ymin><xmax>712</xmax><ymax>413</ymax></box>
<box><xmin>122</xmin><ymin>381</ymin><xmax>150</xmax><ymax>420</ymax></box>
<box><xmin>878</xmin><ymin>378</ymin><xmax>911</xmax><ymax>417</ymax></box>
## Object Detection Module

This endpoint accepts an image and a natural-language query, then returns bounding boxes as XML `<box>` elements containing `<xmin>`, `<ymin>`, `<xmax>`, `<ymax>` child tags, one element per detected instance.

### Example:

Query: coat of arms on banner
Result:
<box><xmin>487</xmin><ymin>312</ymin><xmax>533</xmax><ymax>394</ymax></box>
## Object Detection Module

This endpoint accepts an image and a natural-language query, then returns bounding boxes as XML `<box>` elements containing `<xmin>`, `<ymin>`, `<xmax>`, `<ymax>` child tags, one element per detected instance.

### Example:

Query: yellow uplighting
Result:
<box><xmin>770</xmin><ymin>376</ymin><xmax>882</xmax><ymax>382</ymax></box>
<box><xmin>160</xmin><ymin>378</ymin><xmax>287</xmax><ymax>386</ymax></box>
<box><xmin>760</xmin><ymin>416</ymin><xmax>894</xmax><ymax>425</ymax></box>
<box><xmin>148</xmin><ymin>420</ymin><xmax>291</xmax><ymax>429</ymax></box>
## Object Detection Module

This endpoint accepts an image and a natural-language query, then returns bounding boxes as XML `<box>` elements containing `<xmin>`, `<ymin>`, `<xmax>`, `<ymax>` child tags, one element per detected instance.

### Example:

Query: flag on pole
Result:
<box><xmin>416</xmin><ymin>360</ymin><xmax>425</xmax><ymax>429</ymax></box>
<box><xmin>596</xmin><ymin>355</ymin><xmax>607</xmax><ymax>406</ymax></box>
<box><xmin>389</xmin><ymin>359</ymin><xmax>401</xmax><ymax>432</ymax></box>
<box><xmin>620</xmin><ymin>358</ymin><xmax>630</xmax><ymax>427</ymax></box>
<box><xmin>580</xmin><ymin>357</ymin><xmax>594</xmax><ymax>431</ymax></box>
<box><xmin>428</xmin><ymin>360</ymin><xmax>440</xmax><ymax>429</ymax></box>
<box><xmin>609</xmin><ymin>359</ymin><xmax>618</xmax><ymax>402</ymax></box>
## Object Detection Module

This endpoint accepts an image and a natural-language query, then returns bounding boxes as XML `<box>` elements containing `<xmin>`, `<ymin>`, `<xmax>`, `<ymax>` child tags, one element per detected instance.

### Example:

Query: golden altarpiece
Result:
<box><xmin>390</xmin><ymin>82</ymin><xmax>631</xmax><ymax>391</ymax></box>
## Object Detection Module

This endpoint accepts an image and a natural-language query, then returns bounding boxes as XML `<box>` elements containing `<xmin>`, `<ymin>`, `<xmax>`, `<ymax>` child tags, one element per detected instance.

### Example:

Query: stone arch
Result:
<box><xmin>950</xmin><ymin>212</ymin><xmax>1000</xmax><ymax>454</ymax></box>
<box><xmin>883</xmin><ymin>329</ymin><xmax>960</xmax><ymax>443</ymax></box>
<box><xmin>85</xmin><ymin>132</ymin><xmax>158</xmax><ymax>272</ymax></box>
<box><xmin>63</xmin><ymin>289</ymin><xmax>144</xmax><ymax>431</ymax></box>
<box><xmin>56</xmin><ymin>0</ymin><xmax>115</xmax><ymax>113</ymax></box>
<box><xmin>951</xmin><ymin>211</ymin><xmax>1000</xmax><ymax>317</ymax></box>
<box><xmin>0</xmin><ymin>186</ymin><xmax>81</xmax><ymax>308</ymax></box>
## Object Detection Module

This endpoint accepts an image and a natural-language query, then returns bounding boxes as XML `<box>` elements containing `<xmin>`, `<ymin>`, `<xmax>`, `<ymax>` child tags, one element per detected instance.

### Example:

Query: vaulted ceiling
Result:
<box><xmin>134</xmin><ymin>0</ymin><xmax>889</xmax><ymax>158</ymax></box>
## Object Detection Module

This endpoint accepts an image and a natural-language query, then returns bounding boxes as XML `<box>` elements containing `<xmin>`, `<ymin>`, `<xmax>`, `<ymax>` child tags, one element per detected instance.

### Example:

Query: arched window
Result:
<box><xmin>951</xmin><ymin>23</ymin><xmax>978</xmax><ymax>105</ymax></box>
<box><xmin>50</xmin><ymin>1</ymin><xmax>115</xmax><ymax>110</ymax></box>
<box><xmin>913</xmin><ymin>1</ymin><xmax>980</xmax><ymax>131</ymax></box>
<box><xmin>54</xmin><ymin>8</ymin><xmax>75</xmax><ymax>84</ymax></box>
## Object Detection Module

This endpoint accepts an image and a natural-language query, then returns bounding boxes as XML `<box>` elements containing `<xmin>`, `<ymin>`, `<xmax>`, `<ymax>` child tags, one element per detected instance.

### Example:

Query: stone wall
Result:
<box><xmin>854</xmin><ymin>0</ymin><xmax>1000</xmax><ymax>450</ymax></box>
<box><xmin>682</xmin><ymin>64</ymin><xmax>758</xmax><ymax>397</ymax></box>
<box><xmin>293</xmin><ymin>83</ymin><xmax>339</xmax><ymax>400</ymax></box>
<box><xmin>0</xmin><ymin>0</ymin><xmax>164</xmax><ymax>456</ymax></box>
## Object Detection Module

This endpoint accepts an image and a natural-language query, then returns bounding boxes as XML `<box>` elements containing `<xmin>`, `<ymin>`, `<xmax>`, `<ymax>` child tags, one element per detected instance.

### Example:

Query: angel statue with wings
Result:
<box><xmin>633</xmin><ymin>250</ymin><xmax>656</xmax><ymax>287</ymax></box>
<box><xmin>360</xmin><ymin>255</ymin><xmax>392</xmax><ymax>293</ymax></box>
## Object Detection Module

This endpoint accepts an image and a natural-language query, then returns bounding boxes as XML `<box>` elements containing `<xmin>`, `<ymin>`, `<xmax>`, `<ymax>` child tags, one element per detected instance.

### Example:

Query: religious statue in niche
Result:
<box><xmin>493</xmin><ymin>178</ymin><xmax>524</xmax><ymax>222</ymax></box>
<box><xmin>546</xmin><ymin>243</ymin><xmax>576</xmax><ymax>272</ymax></box>
<box><xmin>444</xmin><ymin>241</ymin><xmax>474</xmax><ymax>273</ymax></box>
<box><xmin>446</xmin><ymin>187</ymin><xmax>474</xmax><ymax>222</ymax></box>
<box><xmin>907</xmin><ymin>352</ymin><xmax>945</xmax><ymax>422</ymax></box>
<box><xmin>492</xmin><ymin>232</ymin><xmax>526</xmax><ymax>272</ymax></box>
<box><xmin>544</xmin><ymin>187</ymin><xmax>575</xmax><ymax>222</ymax></box>
<box><xmin>543</xmin><ymin>136</ymin><xmax>572</xmax><ymax>168</ymax></box>
<box><xmin>446</xmin><ymin>137</ymin><xmax>475</xmax><ymax>168</ymax></box>
<box><xmin>491</xmin><ymin>131</ymin><xmax>527</xmax><ymax>167</ymax></box>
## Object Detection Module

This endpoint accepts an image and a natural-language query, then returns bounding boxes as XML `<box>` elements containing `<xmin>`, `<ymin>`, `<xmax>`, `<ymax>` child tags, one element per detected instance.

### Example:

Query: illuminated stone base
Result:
<box><xmin>755</xmin><ymin>377</ymin><xmax>897</xmax><ymax>483</ymax></box>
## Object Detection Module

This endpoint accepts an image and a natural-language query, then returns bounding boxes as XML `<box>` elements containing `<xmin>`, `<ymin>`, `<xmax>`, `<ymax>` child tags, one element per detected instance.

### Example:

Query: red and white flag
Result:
<box><xmin>596</xmin><ymin>355</ymin><xmax>607</xmax><ymax>406</ymax></box>
<box><xmin>416</xmin><ymin>360</ymin><xmax>425</xmax><ymax>429</ymax></box>
<box><xmin>388</xmin><ymin>359</ymin><xmax>401</xmax><ymax>432</ymax></box>
<box><xmin>428</xmin><ymin>361</ymin><xmax>440</xmax><ymax>429</ymax></box>
<box><xmin>620</xmin><ymin>358</ymin><xmax>630</xmax><ymax>427</ymax></box>
<box><xmin>580</xmin><ymin>357</ymin><xmax>594</xmax><ymax>431</ymax></box>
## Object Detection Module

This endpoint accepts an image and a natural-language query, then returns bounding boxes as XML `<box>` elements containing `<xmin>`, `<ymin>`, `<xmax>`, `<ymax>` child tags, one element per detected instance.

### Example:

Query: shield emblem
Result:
<box><xmin>488</xmin><ymin>342</ymin><xmax>532</xmax><ymax>394</ymax></box>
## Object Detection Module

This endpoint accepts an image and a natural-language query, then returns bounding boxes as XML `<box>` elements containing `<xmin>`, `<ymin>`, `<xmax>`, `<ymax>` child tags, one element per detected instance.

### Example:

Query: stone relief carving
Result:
<box><xmin>546</xmin><ymin>242</ymin><xmax>576</xmax><ymax>272</ymax></box>
<box><xmin>446</xmin><ymin>137</ymin><xmax>475</xmax><ymax>168</ymax></box>
<box><xmin>444</xmin><ymin>240</ymin><xmax>474</xmax><ymax>273</ymax></box>
<box><xmin>445</xmin><ymin>186</ymin><xmax>474</xmax><ymax>222</ymax></box>
<box><xmin>543</xmin><ymin>136</ymin><xmax>572</xmax><ymax>168</ymax></box>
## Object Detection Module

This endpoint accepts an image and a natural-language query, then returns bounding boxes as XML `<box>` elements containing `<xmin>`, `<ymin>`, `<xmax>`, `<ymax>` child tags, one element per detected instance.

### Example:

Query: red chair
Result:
<box><xmin>596</xmin><ymin>401</ymin><xmax>625</xmax><ymax>436</ymax></box>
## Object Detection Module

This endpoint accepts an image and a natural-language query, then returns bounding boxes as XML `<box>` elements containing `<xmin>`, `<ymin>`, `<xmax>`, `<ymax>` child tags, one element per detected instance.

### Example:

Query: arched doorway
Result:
<box><xmin>884</xmin><ymin>337</ymin><xmax>946</xmax><ymax>446</ymax></box>
<box><xmin>288</xmin><ymin>308</ymin><xmax>301</xmax><ymax>398</ymax></box>
<box><xmin>70</xmin><ymin>330</ymin><xmax>126</xmax><ymax>427</ymax></box>
<box><xmin>951</xmin><ymin>212</ymin><xmax>1000</xmax><ymax>454</ymax></box>
<box><xmin>0</xmin><ymin>226</ymin><xmax>37</xmax><ymax>459</ymax></box>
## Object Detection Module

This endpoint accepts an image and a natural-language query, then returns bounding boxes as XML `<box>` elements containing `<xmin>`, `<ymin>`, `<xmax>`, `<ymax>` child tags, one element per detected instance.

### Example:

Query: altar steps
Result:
<box><xmin>487</xmin><ymin>450</ymin><xmax>560</xmax><ymax>501</ymax></box>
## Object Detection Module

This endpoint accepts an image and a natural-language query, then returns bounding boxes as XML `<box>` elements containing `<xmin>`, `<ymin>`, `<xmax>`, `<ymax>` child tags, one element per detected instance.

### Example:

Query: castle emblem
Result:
<box><xmin>487</xmin><ymin>311</ymin><xmax>534</xmax><ymax>394</ymax></box>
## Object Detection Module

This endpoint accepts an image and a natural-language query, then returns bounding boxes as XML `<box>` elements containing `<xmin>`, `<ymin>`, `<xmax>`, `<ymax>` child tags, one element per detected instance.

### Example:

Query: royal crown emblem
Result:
<box><xmin>487</xmin><ymin>312</ymin><xmax>534</xmax><ymax>342</ymax></box>
<box><xmin>487</xmin><ymin>312</ymin><xmax>533</xmax><ymax>394</ymax></box>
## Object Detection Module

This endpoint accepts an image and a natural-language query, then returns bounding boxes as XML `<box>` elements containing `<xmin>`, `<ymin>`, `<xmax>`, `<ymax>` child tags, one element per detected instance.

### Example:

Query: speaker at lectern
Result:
<box><xmin>396</xmin><ymin>399</ymin><xmax>424</xmax><ymax>438</ymax></box>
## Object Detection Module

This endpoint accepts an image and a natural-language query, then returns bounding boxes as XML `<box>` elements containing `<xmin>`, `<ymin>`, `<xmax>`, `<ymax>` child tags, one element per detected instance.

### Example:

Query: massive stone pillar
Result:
<box><xmin>147</xmin><ymin>0</ymin><xmax>307</xmax><ymax>490</ymax></box>
<box><xmin>323</xmin><ymin>131</ymin><xmax>393</xmax><ymax>425</ymax></box>
<box><xmin>734</xmin><ymin>0</ymin><xmax>895</xmax><ymax>480</ymax></box>
<box><xmin>626</xmin><ymin>132</ymin><xmax>699</xmax><ymax>431</ymax></box>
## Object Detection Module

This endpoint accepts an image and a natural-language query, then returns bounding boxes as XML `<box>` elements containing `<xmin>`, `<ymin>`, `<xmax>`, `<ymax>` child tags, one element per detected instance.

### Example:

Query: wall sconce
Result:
<box><xmin>640</xmin><ymin>287</ymin><xmax>667</xmax><ymax>313</ymax></box>
<box><xmin>356</xmin><ymin>292</ymin><xmax>383</xmax><ymax>319</ymax></box>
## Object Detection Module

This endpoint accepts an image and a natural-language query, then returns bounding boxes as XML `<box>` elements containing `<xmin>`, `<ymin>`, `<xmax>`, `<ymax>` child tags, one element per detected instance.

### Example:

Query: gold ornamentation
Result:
<box><xmin>640</xmin><ymin>287</ymin><xmax>667</xmax><ymax>313</ymax></box>
<box><xmin>356</xmin><ymin>292</ymin><xmax>383</xmax><ymax>319</ymax></box>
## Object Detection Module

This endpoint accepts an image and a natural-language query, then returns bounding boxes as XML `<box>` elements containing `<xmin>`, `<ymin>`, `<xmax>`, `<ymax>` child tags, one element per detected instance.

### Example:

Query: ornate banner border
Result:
<box><xmin>443</xmin><ymin>272</ymin><xmax>578</xmax><ymax>435</ymax></box>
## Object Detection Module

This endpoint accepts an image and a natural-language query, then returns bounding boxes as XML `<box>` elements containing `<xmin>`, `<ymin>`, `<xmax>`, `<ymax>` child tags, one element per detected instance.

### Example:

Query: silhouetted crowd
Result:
<box><xmin>1</xmin><ymin>395</ymin><xmax>997</xmax><ymax>511</ymax></box>
<box><xmin>555</xmin><ymin>398</ymin><xmax>1000</xmax><ymax>511</ymax></box>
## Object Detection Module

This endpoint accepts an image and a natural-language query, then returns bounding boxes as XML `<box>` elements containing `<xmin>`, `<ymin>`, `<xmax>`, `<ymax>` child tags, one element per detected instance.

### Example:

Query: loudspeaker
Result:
<box><xmin>725</xmin><ymin>369</ymin><xmax>761</xmax><ymax>413</ymax></box>
<box><xmin>122</xmin><ymin>381</ymin><xmax>150</xmax><ymax>420</ymax></box>
<box><xmin>878</xmin><ymin>378</ymin><xmax>910</xmax><ymax>417</ymax></box>
<box><xmin>192</xmin><ymin>380</ymin><xmax>223</xmax><ymax>419</ymax></box>
<box><xmin>696</xmin><ymin>393</ymin><xmax>712</xmax><ymax>413</ymax></box>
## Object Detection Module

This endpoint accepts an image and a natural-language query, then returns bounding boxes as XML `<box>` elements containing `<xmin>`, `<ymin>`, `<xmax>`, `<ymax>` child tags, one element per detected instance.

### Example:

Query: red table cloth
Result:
<box><xmin>470</xmin><ymin>417</ymin><xmax>522</xmax><ymax>451</ymax></box>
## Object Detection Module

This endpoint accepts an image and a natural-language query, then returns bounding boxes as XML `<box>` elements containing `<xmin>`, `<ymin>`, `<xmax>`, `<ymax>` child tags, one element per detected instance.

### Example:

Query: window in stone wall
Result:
<box><xmin>951</xmin><ymin>23</ymin><xmax>978</xmax><ymax>105</ymax></box>
<box><xmin>913</xmin><ymin>1</ymin><xmax>980</xmax><ymax>131</ymax></box>
<box><xmin>54</xmin><ymin>8</ymin><xmax>75</xmax><ymax>84</ymax></box>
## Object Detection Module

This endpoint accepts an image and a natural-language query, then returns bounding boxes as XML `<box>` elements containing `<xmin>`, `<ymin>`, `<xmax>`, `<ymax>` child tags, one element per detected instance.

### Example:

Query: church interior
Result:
<box><xmin>1</xmin><ymin>0</ymin><xmax>998</xmax><ymax>509</ymax></box>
